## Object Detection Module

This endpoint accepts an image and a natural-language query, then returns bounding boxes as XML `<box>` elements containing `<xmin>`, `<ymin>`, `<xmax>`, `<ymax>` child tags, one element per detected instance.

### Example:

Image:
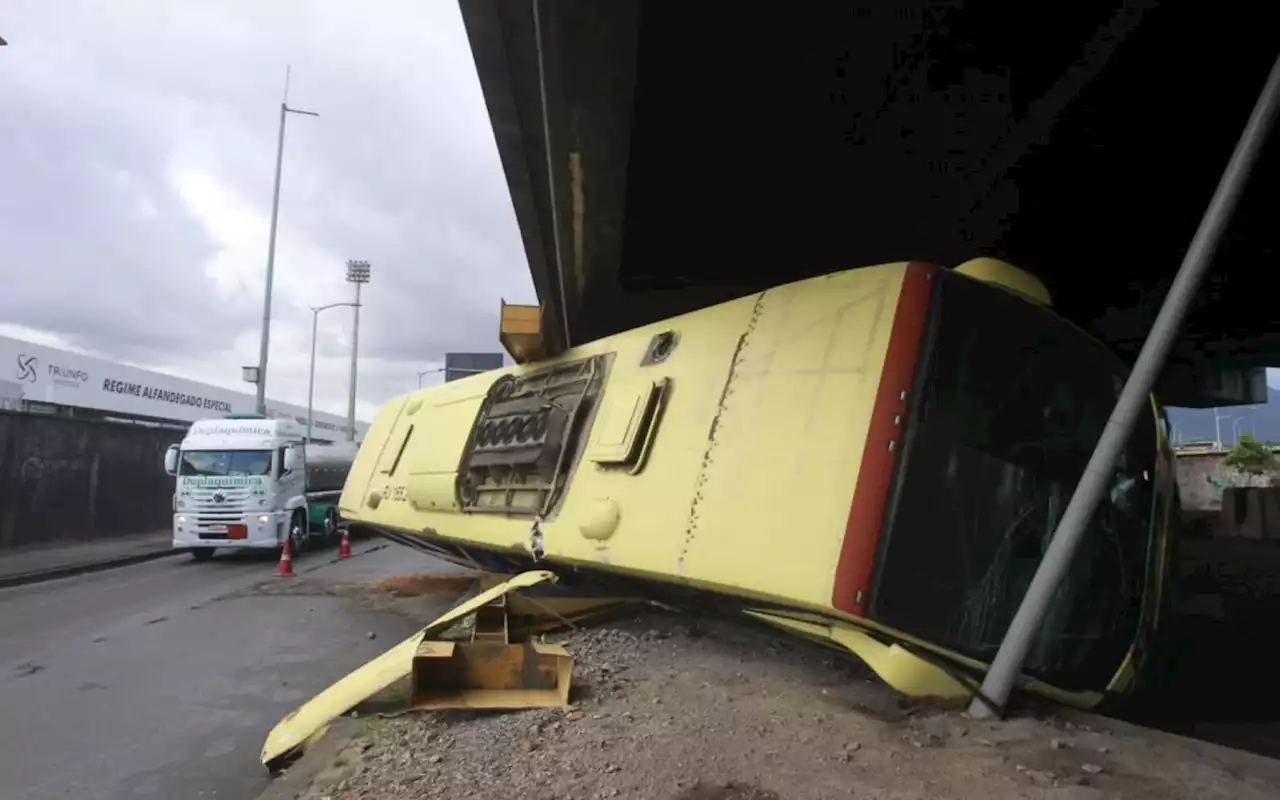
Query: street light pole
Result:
<box><xmin>307</xmin><ymin>302</ymin><xmax>360</xmax><ymax>442</ymax></box>
<box><xmin>1233</xmin><ymin>417</ymin><xmax>1255</xmax><ymax>445</ymax></box>
<box><xmin>254</xmin><ymin>66</ymin><xmax>319</xmax><ymax>415</ymax></box>
<box><xmin>344</xmin><ymin>260</ymin><xmax>371</xmax><ymax>442</ymax></box>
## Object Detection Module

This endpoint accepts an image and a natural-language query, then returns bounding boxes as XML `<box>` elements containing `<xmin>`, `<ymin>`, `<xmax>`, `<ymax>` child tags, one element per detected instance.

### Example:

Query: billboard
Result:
<box><xmin>444</xmin><ymin>352</ymin><xmax>505</xmax><ymax>382</ymax></box>
<box><xmin>0</xmin><ymin>335</ymin><xmax>368</xmax><ymax>437</ymax></box>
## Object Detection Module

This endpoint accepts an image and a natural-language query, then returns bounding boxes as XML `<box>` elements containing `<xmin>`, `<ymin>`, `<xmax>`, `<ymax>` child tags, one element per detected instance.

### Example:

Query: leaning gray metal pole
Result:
<box><xmin>346</xmin><ymin>281</ymin><xmax>362</xmax><ymax>442</ymax></box>
<box><xmin>306</xmin><ymin>308</ymin><xmax>319</xmax><ymax>442</ymax></box>
<box><xmin>969</xmin><ymin>52</ymin><xmax>1280</xmax><ymax>720</ymax></box>
<box><xmin>255</xmin><ymin>101</ymin><xmax>288</xmax><ymax>415</ymax></box>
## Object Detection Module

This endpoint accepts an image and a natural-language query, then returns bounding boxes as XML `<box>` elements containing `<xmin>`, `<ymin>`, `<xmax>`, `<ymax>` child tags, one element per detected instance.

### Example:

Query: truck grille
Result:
<box><xmin>187</xmin><ymin>487</ymin><xmax>254</xmax><ymax>527</ymax></box>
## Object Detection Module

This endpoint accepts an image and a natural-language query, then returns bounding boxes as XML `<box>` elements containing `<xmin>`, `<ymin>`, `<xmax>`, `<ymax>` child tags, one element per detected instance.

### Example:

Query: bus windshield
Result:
<box><xmin>179</xmin><ymin>450</ymin><xmax>273</xmax><ymax>477</ymax></box>
<box><xmin>870</xmin><ymin>269</ymin><xmax>1156</xmax><ymax>692</ymax></box>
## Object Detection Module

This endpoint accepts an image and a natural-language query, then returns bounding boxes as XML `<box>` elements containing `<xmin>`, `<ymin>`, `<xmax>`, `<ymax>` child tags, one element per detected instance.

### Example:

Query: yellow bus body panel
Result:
<box><xmin>341</xmin><ymin>263</ymin><xmax>907</xmax><ymax>611</ymax></box>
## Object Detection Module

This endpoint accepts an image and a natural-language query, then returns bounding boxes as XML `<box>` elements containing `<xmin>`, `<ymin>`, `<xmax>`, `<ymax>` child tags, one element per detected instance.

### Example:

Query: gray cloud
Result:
<box><xmin>0</xmin><ymin>0</ymin><xmax>532</xmax><ymax>419</ymax></box>
<box><xmin>0</xmin><ymin>66</ymin><xmax>238</xmax><ymax>357</ymax></box>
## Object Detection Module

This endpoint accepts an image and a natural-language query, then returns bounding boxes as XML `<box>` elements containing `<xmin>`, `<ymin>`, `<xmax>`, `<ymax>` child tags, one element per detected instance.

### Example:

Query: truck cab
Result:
<box><xmin>164</xmin><ymin>415</ymin><xmax>348</xmax><ymax>560</ymax></box>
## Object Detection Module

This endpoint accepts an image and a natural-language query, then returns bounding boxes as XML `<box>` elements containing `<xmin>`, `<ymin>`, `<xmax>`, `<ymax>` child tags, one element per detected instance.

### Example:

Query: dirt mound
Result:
<box><xmin>366</xmin><ymin>573</ymin><xmax>478</xmax><ymax>598</ymax></box>
<box><xmin>675</xmin><ymin>782</ymin><xmax>779</xmax><ymax>800</ymax></box>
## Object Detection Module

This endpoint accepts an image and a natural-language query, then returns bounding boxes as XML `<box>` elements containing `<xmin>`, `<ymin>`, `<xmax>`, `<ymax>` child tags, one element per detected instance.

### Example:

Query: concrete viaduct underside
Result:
<box><xmin>459</xmin><ymin>0</ymin><xmax>1280</xmax><ymax>408</ymax></box>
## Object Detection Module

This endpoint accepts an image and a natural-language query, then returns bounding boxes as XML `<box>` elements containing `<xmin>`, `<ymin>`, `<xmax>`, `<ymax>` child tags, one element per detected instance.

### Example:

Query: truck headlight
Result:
<box><xmin>257</xmin><ymin>515</ymin><xmax>270</xmax><ymax>524</ymax></box>
<box><xmin>175</xmin><ymin>515</ymin><xmax>186</xmax><ymax>524</ymax></box>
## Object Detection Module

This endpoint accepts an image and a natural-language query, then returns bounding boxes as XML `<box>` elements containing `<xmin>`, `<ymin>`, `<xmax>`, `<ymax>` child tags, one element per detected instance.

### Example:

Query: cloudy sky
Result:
<box><xmin>0</xmin><ymin>0</ymin><xmax>533</xmax><ymax>422</ymax></box>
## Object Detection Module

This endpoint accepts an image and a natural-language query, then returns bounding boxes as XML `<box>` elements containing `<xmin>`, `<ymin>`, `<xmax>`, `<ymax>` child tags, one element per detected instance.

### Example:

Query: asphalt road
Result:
<box><xmin>0</xmin><ymin>540</ymin><xmax>469</xmax><ymax>800</ymax></box>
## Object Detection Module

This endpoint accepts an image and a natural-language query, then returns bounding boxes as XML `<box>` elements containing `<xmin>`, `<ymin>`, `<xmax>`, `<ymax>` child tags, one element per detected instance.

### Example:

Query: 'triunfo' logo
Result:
<box><xmin>15</xmin><ymin>354</ymin><xmax>37</xmax><ymax>383</ymax></box>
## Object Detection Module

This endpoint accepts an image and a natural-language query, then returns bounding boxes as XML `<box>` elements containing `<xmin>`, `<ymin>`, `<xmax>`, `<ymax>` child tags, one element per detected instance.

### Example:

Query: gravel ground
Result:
<box><xmin>284</xmin><ymin>609</ymin><xmax>1280</xmax><ymax>800</ymax></box>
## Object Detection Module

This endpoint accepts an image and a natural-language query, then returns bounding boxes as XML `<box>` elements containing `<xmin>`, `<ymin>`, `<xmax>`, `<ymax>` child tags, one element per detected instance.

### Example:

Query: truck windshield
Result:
<box><xmin>179</xmin><ymin>450</ymin><xmax>273</xmax><ymax>477</ymax></box>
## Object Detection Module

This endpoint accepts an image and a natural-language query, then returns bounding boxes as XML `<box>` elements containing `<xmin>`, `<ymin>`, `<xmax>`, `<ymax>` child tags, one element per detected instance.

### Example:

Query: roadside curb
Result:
<box><xmin>256</xmin><ymin>717</ymin><xmax>365</xmax><ymax>800</ymax></box>
<box><xmin>296</xmin><ymin>542</ymin><xmax>389</xmax><ymax>574</ymax></box>
<box><xmin>0</xmin><ymin>547</ymin><xmax>189</xmax><ymax>591</ymax></box>
<box><xmin>1053</xmin><ymin>707</ymin><xmax>1280</xmax><ymax>786</ymax></box>
<box><xmin>0</xmin><ymin>539</ymin><xmax>389</xmax><ymax>592</ymax></box>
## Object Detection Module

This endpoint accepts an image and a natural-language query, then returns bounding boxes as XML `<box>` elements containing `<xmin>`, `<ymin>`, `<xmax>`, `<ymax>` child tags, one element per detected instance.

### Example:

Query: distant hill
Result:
<box><xmin>1166</xmin><ymin>387</ymin><xmax>1280</xmax><ymax>446</ymax></box>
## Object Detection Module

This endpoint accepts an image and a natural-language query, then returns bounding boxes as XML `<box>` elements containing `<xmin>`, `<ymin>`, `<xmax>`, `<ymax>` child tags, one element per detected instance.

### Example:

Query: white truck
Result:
<box><xmin>163</xmin><ymin>415</ymin><xmax>358</xmax><ymax>560</ymax></box>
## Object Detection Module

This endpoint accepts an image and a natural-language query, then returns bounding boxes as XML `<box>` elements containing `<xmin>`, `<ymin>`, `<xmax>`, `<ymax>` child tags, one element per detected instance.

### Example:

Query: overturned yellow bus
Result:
<box><xmin>340</xmin><ymin>258</ymin><xmax>1177</xmax><ymax>709</ymax></box>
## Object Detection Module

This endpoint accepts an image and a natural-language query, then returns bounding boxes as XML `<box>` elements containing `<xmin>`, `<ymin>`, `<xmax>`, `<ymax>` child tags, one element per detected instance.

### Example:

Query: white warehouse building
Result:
<box><xmin>0</xmin><ymin>335</ymin><xmax>369</xmax><ymax>441</ymax></box>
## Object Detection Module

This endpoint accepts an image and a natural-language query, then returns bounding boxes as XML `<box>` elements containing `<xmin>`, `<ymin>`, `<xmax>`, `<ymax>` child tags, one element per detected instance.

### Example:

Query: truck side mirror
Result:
<box><xmin>164</xmin><ymin>445</ymin><xmax>180</xmax><ymax>476</ymax></box>
<box><xmin>282</xmin><ymin>446</ymin><xmax>300</xmax><ymax>474</ymax></box>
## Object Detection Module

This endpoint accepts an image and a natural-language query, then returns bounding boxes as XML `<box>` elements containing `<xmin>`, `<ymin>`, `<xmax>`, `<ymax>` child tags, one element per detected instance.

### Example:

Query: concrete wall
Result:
<box><xmin>1175</xmin><ymin>449</ymin><xmax>1280</xmax><ymax>541</ymax></box>
<box><xmin>1214</xmin><ymin>487</ymin><xmax>1280</xmax><ymax>540</ymax></box>
<box><xmin>1175</xmin><ymin>450</ymin><xmax>1271</xmax><ymax>512</ymax></box>
<box><xmin>0</xmin><ymin>411</ymin><xmax>183</xmax><ymax>550</ymax></box>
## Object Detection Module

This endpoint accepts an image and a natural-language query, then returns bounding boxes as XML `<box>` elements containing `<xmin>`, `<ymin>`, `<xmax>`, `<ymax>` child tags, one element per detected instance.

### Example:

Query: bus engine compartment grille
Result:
<box><xmin>456</xmin><ymin>355</ymin><xmax>606</xmax><ymax>516</ymax></box>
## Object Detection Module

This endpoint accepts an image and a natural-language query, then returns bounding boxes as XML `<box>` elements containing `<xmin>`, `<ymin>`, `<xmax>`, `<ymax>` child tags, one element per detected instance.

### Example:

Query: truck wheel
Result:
<box><xmin>323</xmin><ymin>508</ymin><xmax>340</xmax><ymax>543</ymax></box>
<box><xmin>191</xmin><ymin>547</ymin><xmax>215</xmax><ymax>562</ymax></box>
<box><xmin>288</xmin><ymin>510</ymin><xmax>308</xmax><ymax>555</ymax></box>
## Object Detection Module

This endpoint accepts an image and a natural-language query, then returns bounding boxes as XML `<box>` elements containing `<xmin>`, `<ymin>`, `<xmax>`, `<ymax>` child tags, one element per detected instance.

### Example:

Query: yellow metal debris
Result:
<box><xmin>261</xmin><ymin>570</ymin><xmax>556</xmax><ymax>769</ymax></box>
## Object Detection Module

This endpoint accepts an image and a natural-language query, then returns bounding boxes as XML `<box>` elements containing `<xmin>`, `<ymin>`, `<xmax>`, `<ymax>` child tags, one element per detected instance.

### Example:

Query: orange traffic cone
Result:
<box><xmin>276</xmin><ymin>537</ymin><xmax>295</xmax><ymax>577</ymax></box>
<box><xmin>338</xmin><ymin>528</ymin><xmax>351</xmax><ymax>560</ymax></box>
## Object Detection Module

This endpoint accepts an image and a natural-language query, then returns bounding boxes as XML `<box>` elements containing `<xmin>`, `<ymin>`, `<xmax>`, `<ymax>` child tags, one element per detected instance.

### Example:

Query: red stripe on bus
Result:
<box><xmin>831</xmin><ymin>261</ymin><xmax>936</xmax><ymax>616</ymax></box>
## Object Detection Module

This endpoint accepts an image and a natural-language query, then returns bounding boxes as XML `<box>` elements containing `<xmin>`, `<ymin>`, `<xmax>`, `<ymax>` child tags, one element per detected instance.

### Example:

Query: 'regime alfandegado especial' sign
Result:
<box><xmin>0</xmin><ymin>334</ymin><xmax>368</xmax><ymax>436</ymax></box>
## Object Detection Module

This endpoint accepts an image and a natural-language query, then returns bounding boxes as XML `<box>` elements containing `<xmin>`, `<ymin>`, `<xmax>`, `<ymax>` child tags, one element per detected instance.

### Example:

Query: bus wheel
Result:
<box><xmin>323</xmin><ymin>508</ymin><xmax>340</xmax><ymax>543</ymax></box>
<box><xmin>288</xmin><ymin>510</ymin><xmax>308</xmax><ymax>555</ymax></box>
<box><xmin>191</xmin><ymin>547</ymin><xmax>215</xmax><ymax>562</ymax></box>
